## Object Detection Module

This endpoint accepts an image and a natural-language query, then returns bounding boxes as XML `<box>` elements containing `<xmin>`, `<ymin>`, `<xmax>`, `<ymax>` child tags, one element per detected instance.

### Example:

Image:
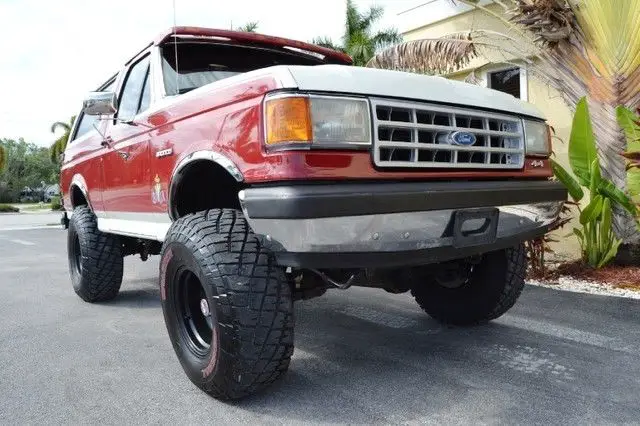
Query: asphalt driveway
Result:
<box><xmin>0</xmin><ymin>227</ymin><xmax>638</xmax><ymax>425</ymax></box>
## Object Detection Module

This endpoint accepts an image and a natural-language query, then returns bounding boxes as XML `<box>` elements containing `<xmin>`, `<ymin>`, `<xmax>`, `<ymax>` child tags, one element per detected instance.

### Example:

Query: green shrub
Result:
<box><xmin>0</xmin><ymin>204</ymin><xmax>19</xmax><ymax>213</ymax></box>
<box><xmin>552</xmin><ymin>97</ymin><xmax>638</xmax><ymax>268</ymax></box>
<box><xmin>50</xmin><ymin>196</ymin><xmax>62</xmax><ymax>211</ymax></box>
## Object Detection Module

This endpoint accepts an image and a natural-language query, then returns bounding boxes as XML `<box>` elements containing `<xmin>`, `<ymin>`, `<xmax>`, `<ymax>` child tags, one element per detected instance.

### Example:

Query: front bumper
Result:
<box><xmin>239</xmin><ymin>180</ymin><xmax>567</xmax><ymax>268</ymax></box>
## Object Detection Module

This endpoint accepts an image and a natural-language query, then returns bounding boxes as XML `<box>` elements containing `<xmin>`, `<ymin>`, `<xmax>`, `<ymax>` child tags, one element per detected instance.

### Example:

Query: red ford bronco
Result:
<box><xmin>60</xmin><ymin>27</ymin><xmax>567</xmax><ymax>400</ymax></box>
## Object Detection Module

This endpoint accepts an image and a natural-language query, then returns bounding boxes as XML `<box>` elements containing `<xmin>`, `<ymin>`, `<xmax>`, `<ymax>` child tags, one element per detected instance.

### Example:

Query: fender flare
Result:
<box><xmin>69</xmin><ymin>174</ymin><xmax>93</xmax><ymax>211</ymax></box>
<box><xmin>168</xmin><ymin>150</ymin><xmax>244</xmax><ymax>220</ymax></box>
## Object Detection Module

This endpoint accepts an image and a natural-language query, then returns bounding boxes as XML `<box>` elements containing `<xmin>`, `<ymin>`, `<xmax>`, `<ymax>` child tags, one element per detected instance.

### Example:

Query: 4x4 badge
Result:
<box><xmin>152</xmin><ymin>174</ymin><xmax>167</xmax><ymax>204</ymax></box>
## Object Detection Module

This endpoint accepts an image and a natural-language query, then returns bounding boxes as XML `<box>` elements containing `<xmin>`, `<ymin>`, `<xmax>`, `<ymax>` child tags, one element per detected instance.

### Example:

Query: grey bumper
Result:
<box><xmin>239</xmin><ymin>180</ymin><xmax>567</xmax><ymax>268</ymax></box>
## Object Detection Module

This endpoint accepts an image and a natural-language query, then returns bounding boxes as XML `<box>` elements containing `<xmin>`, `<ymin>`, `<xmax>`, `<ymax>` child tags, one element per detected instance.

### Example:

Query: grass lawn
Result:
<box><xmin>17</xmin><ymin>203</ymin><xmax>53</xmax><ymax>211</ymax></box>
<box><xmin>0</xmin><ymin>204</ymin><xmax>20</xmax><ymax>213</ymax></box>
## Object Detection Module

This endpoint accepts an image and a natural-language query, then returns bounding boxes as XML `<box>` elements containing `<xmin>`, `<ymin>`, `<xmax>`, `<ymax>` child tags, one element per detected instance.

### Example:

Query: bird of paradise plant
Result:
<box><xmin>552</xmin><ymin>97</ymin><xmax>637</xmax><ymax>267</ymax></box>
<box><xmin>617</xmin><ymin>106</ymin><xmax>640</xmax><ymax>194</ymax></box>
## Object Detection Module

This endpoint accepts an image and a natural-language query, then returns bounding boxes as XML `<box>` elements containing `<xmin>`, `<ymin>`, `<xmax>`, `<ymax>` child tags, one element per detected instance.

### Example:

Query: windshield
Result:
<box><xmin>161</xmin><ymin>41</ymin><xmax>328</xmax><ymax>95</ymax></box>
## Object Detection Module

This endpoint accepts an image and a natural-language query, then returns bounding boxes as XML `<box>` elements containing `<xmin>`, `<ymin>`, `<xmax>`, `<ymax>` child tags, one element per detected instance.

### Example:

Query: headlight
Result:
<box><xmin>264</xmin><ymin>94</ymin><xmax>371</xmax><ymax>150</ymax></box>
<box><xmin>524</xmin><ymin>119</ymin><xmax>551</xmax><ymax>156</ymax></box>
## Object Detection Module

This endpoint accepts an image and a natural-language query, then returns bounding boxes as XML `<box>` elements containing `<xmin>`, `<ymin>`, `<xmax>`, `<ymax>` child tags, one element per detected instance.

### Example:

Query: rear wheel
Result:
<box><xmin>67</xmin><ymin>206</ymin><xmax>123</xmax><ymax>302</ymax></box>
<box><xmin>411</xmin><ymin>245</ymin><xmax>526</xmax><ymax>325</ymax></box>
<box><xmin>160</xmin><ymin>209</ymin><xmax>294</xmax><ymax>400</ymax></box>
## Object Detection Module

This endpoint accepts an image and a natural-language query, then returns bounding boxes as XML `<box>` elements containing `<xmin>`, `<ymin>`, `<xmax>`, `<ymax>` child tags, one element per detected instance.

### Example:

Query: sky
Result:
<box><xmin>0</xmin><ymin>0</ymin><xmax>423</xmax><ymax>147</ymax></box>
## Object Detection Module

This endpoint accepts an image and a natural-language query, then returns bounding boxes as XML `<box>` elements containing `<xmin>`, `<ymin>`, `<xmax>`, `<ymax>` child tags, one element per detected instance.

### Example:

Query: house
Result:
<box><xmin>392</xmin><ymin>0</ymin><xmax>573</xmax><ymax>169</ymax></box>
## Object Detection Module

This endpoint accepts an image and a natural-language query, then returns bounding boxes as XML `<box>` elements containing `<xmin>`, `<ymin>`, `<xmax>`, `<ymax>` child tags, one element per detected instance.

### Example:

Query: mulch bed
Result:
<box><xmin>529</xmin><ymin>260</ymin><xmax>640</xmax><ymax>290</ymax></box>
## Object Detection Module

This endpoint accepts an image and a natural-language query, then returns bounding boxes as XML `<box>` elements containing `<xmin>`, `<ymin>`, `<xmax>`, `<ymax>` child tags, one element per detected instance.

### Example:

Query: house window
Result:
<box><xmin>488</xmin><ymin>67</ymin><xmax>522</xmax><ymax>99</ymax></box>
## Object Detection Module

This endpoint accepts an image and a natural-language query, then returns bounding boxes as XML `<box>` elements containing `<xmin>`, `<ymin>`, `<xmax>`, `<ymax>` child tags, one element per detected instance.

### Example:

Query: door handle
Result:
<box><xmin>101</xmin><ymin>137</ymin><xmax>130</xmax><ymax>160</ymax></box>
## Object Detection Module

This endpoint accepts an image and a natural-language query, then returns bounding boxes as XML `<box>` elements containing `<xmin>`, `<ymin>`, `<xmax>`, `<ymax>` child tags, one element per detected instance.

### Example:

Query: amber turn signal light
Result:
<box><xmin>265</xmin><ymin>97</ymin><xmax>312</xmax><ymax>146</ymax></box>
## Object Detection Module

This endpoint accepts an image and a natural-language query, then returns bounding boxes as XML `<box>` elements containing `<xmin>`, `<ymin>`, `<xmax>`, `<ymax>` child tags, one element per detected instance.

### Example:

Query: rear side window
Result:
<box><xmin>118</xmin><ymin>55</ymin><xmax>151</xmax><ymax>122</ymax></box>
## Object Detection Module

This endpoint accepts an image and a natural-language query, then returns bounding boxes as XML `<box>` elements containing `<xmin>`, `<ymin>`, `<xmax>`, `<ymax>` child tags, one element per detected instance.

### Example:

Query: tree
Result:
<box><xmin>311</xmin><ymin>36</ymin><xmax>347</xmax><ymax>54</ymax></box>
<box><xmin>311</xmin><ymin>0</ymin><xmax>402</xmax><ymax>66</ymax></box>
<box><xmin>0</xmin><ymin>138</ymin><xmax>59</xmax><ymax>203</ymax></box>
<box><xmin>236</xmin><ymin>21</ymin><xmax>258</xmax><ymax>33</ymax></box>
<box><xmin>50</xmin><ymin>116</ymin><xmax>75</xmax><ymax>163</ymax></box>
<box><xmin>367</xmin><ymin>0</ymin><xmax>640</xmax><ymax>251</ymax></box>
<box><xmin>0</xmin><ymin>145</ymin><xmax>5</xmax><ymax>172</ymax></box>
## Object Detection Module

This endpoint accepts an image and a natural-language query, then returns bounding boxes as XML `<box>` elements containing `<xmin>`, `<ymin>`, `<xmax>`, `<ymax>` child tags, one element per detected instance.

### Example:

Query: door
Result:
<box><xmin>102</xmin><ymin>54</ymin><xmax>153</xmax><ymax>215</ymax></box>
<box><xmin>60</xmin><ymin>77</ymin><xmax>118</xmax><ymax>213</ymax></box>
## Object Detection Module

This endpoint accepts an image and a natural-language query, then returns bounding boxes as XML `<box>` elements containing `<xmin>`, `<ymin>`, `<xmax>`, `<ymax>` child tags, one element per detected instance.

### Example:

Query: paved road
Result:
<box><xmin>1</xmin><ymin>227</ymin><xmax>639</xmax><ymax>425</ymax></box>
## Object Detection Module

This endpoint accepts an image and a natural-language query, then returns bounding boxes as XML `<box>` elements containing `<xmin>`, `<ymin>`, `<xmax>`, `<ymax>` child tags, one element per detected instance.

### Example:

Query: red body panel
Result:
<box><xmin>60</xmin><ymin>29</ymin><xmax>552</xmax><ymax>217</ymax></box>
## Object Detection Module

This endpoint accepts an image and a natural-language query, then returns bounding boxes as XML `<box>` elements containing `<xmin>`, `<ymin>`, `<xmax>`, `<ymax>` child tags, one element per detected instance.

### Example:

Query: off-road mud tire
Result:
<box><xmin>159</xmin><ymin>209</ymin><xmax>294</xmax><ymax>400</ymax></box>
<box><xmin>67</xmin><ymin>206</ymin><xmax>123</xmax><ymax>302</ymax></box>
<box><xmin>411</xmin><ymin>244</ymin><xmax>526</xmax><ymax>325</ymax></box>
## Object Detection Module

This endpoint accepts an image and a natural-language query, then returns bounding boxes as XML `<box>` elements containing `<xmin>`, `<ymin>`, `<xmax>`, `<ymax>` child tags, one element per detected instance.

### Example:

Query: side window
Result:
<box><xmin>117</xmin><ymin>56</ymin><xmax>151</xmax><ymax>122</ymax></box>
<box><xmin>139</xmin><ymin>72</ymin><xmax>151</xmax><ymax>113</ymax></box>
<box><xmin>73</xmin><ymin>114</ymin><xmax>98</xmax><ymax>140</ymax></box>
<box><xmin>70</xmin><ymin>78</ymin><xmax>117</xmax><ymax>143</ymax></box>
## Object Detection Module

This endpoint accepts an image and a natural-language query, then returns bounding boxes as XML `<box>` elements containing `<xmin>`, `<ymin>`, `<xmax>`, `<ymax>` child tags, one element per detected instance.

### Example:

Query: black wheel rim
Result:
<box><xmin>72</xmin><ymin>234</ymin><xmax>82</xmax><ymax>276</ymax></box>
<box><xmin>175</xmin><ymin>269</ymin><xmax>213</xmax><ymax>357</ymax></box>
<box><xmin>434</xmin><ymin>263</ymin><xmax>474</xmax><ymax>289</ymax></box>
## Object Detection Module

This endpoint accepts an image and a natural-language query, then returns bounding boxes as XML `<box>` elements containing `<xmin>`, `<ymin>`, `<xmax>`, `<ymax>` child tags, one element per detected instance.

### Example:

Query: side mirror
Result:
<box><xmin>82</xmin><ymin>91</ymin><xmax>117</xmax><ymax>116</ymax></box>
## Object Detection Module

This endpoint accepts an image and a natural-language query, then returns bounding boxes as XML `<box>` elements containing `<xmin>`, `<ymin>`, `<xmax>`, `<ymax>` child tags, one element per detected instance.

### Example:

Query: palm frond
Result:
<box><xmin>464</xmin><ymin>69</ymin><xmax>483</xmax><ymax>85</ymax></box>
<box><xmin>345</xmin><ymin>0</ymin><xmax>361</xmax><ymax>41</ymax></box>
<box><xmin>311</xmin><ymin>37</ymin><xmax>346</xmax><ymax>53</ymax></box>
<box><xmin>372</xmin><ymin>29</ymin><xmax>403</xmax><ymax>51</ymax></box>
<box><xmin>50</xmin><ymin>121</ymin><xmax>71</xmax><ymax>134</ymax></box>
<box><xmin>360</xmin><ymin>5</ymin><xmax>384</xmax><ymax>32</ymax></box>
<box><xmin>49</xmin><ymin>116</ymin><xmax>75</xmax><ymax>164</ymax></box>
<box><xmin>366</xmin><ymin>32</ymin><xmax>478</xmax><ymax>75</ymax></box>
<box><xmin>236</xmin><ymin>21</ymin><xmax>259</xmax><ymax>33</ymax></box>
<box><xmin>508</xmin><ymin>0</ymin><xmax>576</xmax><ymax>48</ymax></box>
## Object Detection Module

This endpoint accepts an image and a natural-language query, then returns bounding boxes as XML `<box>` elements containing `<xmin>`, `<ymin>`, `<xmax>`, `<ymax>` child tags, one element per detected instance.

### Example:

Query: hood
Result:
<box><xmin>279</xmin><ymin>64</ymin><xmax>544</xmax><ymax>120</ymax></box>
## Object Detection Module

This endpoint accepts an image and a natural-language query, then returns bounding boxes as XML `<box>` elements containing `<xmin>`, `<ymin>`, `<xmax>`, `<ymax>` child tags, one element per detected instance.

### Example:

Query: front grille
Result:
<box><xmin>371</xmin><ymin>98</ymin><xmax>525</xmax><ymax>169</ymax></box>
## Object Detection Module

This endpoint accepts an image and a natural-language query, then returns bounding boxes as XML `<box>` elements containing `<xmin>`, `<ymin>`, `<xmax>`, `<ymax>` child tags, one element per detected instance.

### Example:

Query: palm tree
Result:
<box><xmin>236</xmin><ymin>21</ymin><xmax>259</xmax><ymax>33</ymax></box>
<box><xmin>367</xmin><ymin>0</ymin><xmax>640</xmax><ymax>250</ymax></box>
<box><xmin>50</xmin><ymin>116</ymin><xmax>75</xmax><ymax>163</ymax></box>
<box><xmin>0</xmin><ymin>144</ymin><xmax>5</xmax><ymax>171</ymax></box>
<box><xmin>311</xmin><ymin>0</ymin><xmax>402</xmax><ymax>66</ymax></box>
<box><xmin>311</xmin><ymin>36</ymin><xmax>347</xmax><ymax>54</ymax></box>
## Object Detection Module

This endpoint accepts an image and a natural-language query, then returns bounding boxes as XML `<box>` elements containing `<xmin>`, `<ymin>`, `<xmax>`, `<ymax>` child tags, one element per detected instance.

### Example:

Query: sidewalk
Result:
<box><xmin>0</xmin><ymin>211</ymin><xmax>62</xmax><ymax>230</ymax></box>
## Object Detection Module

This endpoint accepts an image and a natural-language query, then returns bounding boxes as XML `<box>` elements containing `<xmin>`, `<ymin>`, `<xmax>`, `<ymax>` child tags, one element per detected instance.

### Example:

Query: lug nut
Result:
<box><xmin>200</xmin><ymin>299</ymin><xmax>210</xmax><ymax>316</ymax></box>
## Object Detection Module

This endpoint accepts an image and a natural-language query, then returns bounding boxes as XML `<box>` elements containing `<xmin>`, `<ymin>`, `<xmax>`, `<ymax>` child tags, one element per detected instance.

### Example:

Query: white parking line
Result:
<box><xmin>9</xmin><ymin>239</ymin><xmax>36</xmax><ymax>246</ymax></box>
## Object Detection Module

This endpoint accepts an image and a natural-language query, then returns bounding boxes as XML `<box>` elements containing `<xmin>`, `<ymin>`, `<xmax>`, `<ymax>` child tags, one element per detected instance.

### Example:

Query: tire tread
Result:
<box><xmin>411</xmin><ymin>244</ymin><xmax>526</xmax><ymax>325</ymax></box>
<box><xmin>69</xmin><ymin>206</ymin><xmax>123</xmax><ymax>302</ymax></box>
<box><xmin>162</xmin><ymin>209</ymin><xmax>293</xmax><ymax>400</ymax></box>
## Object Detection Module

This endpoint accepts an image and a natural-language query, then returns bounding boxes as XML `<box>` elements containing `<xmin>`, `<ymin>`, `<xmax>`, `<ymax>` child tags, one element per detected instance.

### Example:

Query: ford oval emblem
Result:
<box><xmin>450</xmin><ymin>131</ymin><xmax>476</xmax><ymax>146</ymax></box>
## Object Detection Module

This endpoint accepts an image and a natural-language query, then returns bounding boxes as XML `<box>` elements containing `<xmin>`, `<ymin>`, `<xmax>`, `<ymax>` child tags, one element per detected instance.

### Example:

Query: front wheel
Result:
<box><xmin>411</xmin><ymin>244</ymin><xmax>526</xmax><ymax>325</ymax></box>
<box><xmin>159</xmin><ymin>209</ymin><xmax>294</xmax><ymax>400</ymax></box>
